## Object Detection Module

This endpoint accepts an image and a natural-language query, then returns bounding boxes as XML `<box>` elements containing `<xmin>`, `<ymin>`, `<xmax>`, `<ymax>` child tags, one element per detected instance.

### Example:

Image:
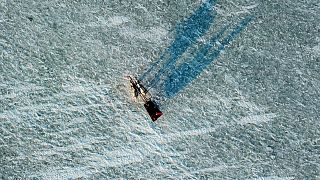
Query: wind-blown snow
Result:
<box><xmin>0</xmin><ymin>0</ymin><xmax>319</xmax><ymax>179</ymax></box>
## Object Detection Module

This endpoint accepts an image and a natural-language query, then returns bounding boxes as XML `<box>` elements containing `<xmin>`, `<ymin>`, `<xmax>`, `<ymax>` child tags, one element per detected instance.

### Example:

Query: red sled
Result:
<box><xmin>144</xmin><ymin>100</ymin><xmax>163</xmax><ymax>121</ymax></box>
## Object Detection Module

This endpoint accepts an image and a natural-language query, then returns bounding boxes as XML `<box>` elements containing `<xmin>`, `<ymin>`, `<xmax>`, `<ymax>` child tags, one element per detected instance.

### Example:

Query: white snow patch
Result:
<box><xmin>247</xmin><ymin>176</ymin><xmax>295</xmax><ymax>180</ymax></box>
<box><xmin>107</xmin><ymin>16</ymin><xmax>130</xmax><ymax>26</ymax></box>
<box><xmin>119</xmin><ymin>26</ymin><xmax>168</xmax><ymax>43</ymax></box>
<box><xmin>191</xmin><ymin>164</ymin><xmax>239</xmax><ymax>174</ymax></box>
<box><xmin>86</xmin><ymin>152</ymin><xmax>144</xmax><ymax>168</ymax></box>
<box><xmin>242</xmin><ymin>4</ymin><xmax>259</xmax><ymax>10</ymax></box>
<box><xmin>237</xmin><ymin>113</ymin><xmax>277</xmax><ymax>125</ymax></box>
<box><xmin>312</xmin><ymin>44</ymin><xmax>320</xmax><ymax>55</ymax></box>
<box><xmin>88</xmin><ymin>16</ymin><xmax>130</xmax><ymax>27</ymax></box>
<box><xmin>35</xmin><ymin>167</ymin><xmax>90</xmax><ymax>180</ymax></box>
<box><xmin>216</xmin><ymin>3</ymin><xmax>259</xmax><ymax>16</ymax></box>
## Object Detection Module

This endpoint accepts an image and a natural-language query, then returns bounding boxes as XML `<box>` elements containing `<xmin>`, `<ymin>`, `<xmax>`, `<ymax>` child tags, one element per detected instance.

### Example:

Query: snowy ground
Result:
<box><xmin>1</xmin><ymin>0</ymin><xmax>319</xmax><ymax>179</ymax></box>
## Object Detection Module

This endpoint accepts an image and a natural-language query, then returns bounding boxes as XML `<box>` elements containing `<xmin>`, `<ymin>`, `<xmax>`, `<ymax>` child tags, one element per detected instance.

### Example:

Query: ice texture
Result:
<box><xmin>0</xmin><ymin>0</ymin><xmax>319</xmax><ymax>179</ymax></box>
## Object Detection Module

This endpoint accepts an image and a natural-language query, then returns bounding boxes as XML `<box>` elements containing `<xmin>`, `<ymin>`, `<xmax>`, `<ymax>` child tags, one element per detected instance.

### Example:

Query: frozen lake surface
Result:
<box><xmin>1</xmin><ymin>0</ymin><xmax>319</xmax><ymax>179</ymax></box>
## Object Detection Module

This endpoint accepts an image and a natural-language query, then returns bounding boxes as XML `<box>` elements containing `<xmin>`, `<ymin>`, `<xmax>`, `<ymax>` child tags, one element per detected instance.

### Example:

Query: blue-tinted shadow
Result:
<box><xmin>139</xmin><ymin>0</ymin><xmax>216</xmax><ymax>87</ymax></box>
<box><xmin>163</xmin><ymin>16</ymin><xmax>253</xmax><ymax>98</ymax></box>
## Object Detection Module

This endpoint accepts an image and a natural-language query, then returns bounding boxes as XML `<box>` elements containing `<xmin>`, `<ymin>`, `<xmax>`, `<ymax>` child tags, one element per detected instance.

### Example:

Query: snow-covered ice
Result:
<box><xmin>0</xmin><ymin>0</ymin><xmax>319</xmax><ymax>179</ymax></box>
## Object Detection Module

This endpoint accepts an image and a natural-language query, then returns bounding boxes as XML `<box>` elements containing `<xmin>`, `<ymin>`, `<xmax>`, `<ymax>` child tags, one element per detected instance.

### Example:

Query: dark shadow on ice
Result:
<box><xmin>164</xmin><ymin>16</ymin><xmax>254</xmax><ymax>98</ymax></box>
<box><xmin>139</xmin><ymin>0</ymin><xmax>253</xmax><ymax>99</ymax></box>
<box><xmin>139</xmin><ymin>0</ymin><xmax>217</xmax><ymax>87</ymax></box>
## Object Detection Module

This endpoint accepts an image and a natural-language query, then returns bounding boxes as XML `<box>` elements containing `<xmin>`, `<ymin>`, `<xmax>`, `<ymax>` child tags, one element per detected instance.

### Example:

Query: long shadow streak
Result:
<box><xmin>139</xmin><ymin>0</ymin><xmax>217</xmax><ymax>89</ymax></box>
<box><xmin>163</xmin><ymin>16</ymin><xmax>254</xmax><ymax>98</ymax></box>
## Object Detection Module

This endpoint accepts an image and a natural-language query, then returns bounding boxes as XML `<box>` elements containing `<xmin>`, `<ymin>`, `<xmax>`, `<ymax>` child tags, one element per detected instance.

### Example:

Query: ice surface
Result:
<box><xmin>1</xmin><ymin>0</ymin><xmax>319</xmax><ymax>179</ymax></box>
